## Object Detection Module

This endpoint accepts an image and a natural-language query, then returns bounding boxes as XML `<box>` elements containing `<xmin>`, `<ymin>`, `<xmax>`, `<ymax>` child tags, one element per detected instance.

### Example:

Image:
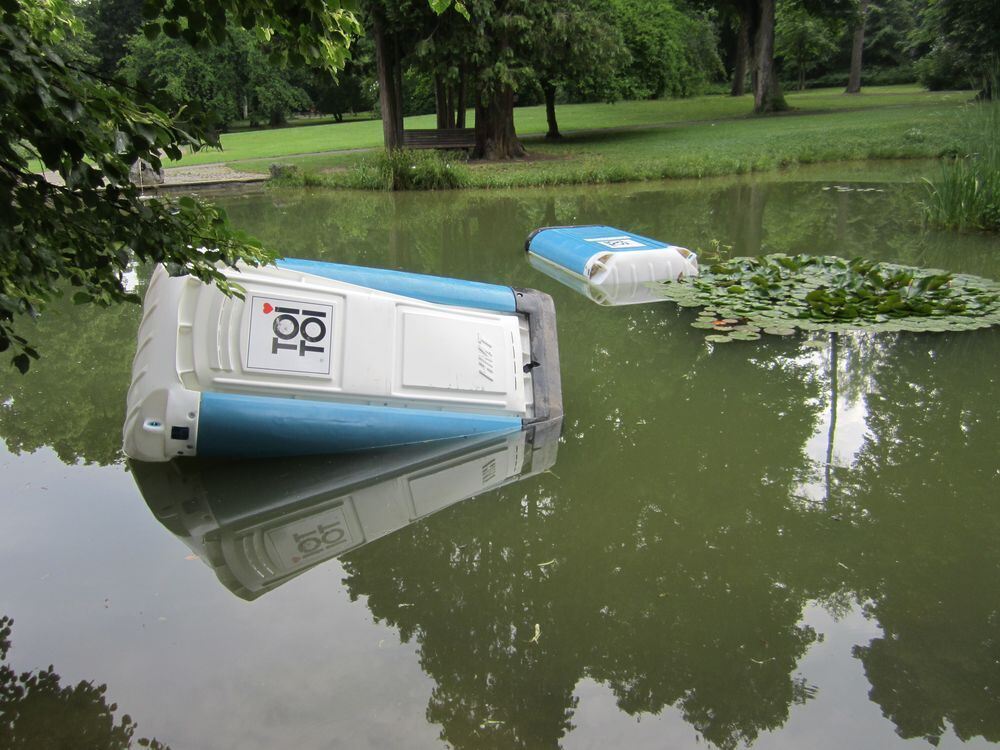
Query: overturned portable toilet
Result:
<box><xmin>123</xmin><ymin>259</ymin><xmax>561</xmax><ymax>462</ymax></box>
<box><xmin>525</xmin><ymin>225</ymin><xmax>698</xmax><ymax>306</ymax></box>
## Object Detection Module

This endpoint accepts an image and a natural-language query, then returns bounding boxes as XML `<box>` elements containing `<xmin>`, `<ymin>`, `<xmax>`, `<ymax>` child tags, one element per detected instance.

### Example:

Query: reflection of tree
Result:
<box><xmin>837</xmin><ymin>331</ymin><xmax>1000</xmax><ymax>745</ymax></box>
<box><xmin>204</xmin><ymin>185</ymin><xmax>1000</xmax><ymax>747</ymax></box>
<box><xmin>0</xmin><ymin>286</ymin><xmax>142</xmax><ymax>466</ymax></box>
<box><xmin>0</xmin><ymin>616</ymin><xmax>167</xmax><ymax>749</ymax></box>
<box><xmin>340</xmin><ymin>323</ymin><xmax>831</xmax><ymax>750</ymax></box>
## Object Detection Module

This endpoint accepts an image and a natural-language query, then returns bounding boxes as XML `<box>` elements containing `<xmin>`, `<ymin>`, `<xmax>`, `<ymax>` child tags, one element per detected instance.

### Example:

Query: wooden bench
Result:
<box><xmin>401</xmin><ymin>128</ymin><xmax>476</xmax><ymax>150</ymax></box>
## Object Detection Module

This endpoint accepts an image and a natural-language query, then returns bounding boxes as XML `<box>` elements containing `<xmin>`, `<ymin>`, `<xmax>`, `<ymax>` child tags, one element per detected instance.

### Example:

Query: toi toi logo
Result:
<box><xmin>262</xmin><ymin>302</ymin><xmax>328</xmax><ymax>357</ymax></box>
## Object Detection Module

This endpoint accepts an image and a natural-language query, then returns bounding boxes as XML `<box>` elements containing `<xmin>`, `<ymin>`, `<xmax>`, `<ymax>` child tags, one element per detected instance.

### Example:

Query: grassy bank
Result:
<box><xmin>254</xmin><ymin>95</ymin><xmax>971</xmax><ymax>190</ymax></box>
<box><xmin>171</xmin><ymin>85</ymin><xmax>967</xmax><ymax>169</ymax></box>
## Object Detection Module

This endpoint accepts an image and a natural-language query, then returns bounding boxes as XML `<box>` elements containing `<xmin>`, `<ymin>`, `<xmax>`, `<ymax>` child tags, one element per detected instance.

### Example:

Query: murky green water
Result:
<box><xmin>2</xmin><ymin>166</ymin><xmax>998</xmax><ymax>750</ymax></box>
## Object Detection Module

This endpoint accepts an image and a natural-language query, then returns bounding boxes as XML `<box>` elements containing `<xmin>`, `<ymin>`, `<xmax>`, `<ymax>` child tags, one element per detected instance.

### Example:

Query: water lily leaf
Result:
<box><xmin>659</xmin><ymin>253</ymin><xmax>1000</xmax><ymax>336</ymax></box>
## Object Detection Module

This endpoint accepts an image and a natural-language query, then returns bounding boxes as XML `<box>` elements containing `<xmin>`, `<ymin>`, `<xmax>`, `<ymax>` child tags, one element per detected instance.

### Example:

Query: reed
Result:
<box><xmin>922</xmin><ymin>99</ymin><xmax>1000</xmax><ymax>232</ymax></box>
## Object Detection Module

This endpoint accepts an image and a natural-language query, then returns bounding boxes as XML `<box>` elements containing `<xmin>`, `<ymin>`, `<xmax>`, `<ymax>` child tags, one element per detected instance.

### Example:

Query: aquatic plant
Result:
<box><xmin>659</xmin><ymin>254</ymin><xmax>1000</xmax><ymax>342</ymax></box>
<box><xmin>921</xmin><ymin>100</ymin><xmax>1000</xmax><ymax>231</ymax></box>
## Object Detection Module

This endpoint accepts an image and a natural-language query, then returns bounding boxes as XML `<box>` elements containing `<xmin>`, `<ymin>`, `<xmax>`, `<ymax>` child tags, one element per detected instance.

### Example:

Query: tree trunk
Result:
<box><xmin>434</xmin><ymin>75</ymin><xmax>449</xmax><ymax>129</ymax></box>
<box><xmin>392</xmin><ymin>41</ymin><xmax>404</xmax><ymax>137</ymax></box>
<box><xmin>456</xmin><ymin>70</ymin><xmax>467</xmax><ymax>128</ymax></box>
<box><xmin>473</xmin><ymin>83</ymin><xmax>525</xmax><ymax>160</ymax></box>
<box><xmin>445</xmin><ymin>85</ymin><xmax>456</xmax><ymax>128</ymax></box>
<box><xmin>373</xmin><ymin>15</ymin><xmax>402</xmax><ymax>149</ymax></box>
<box><xmin>543</xmin><ymin>82</ymin><xmax>560</xmax><ymax>139</ymax></box>
<box><xmin>752</xmin><ymin>0</ymin><xmax>788</xmax><ymax>113</ymax></box>
<box><xmin>845</xmin><ymin>0</ymin><xmax>869</xmax><ymax>94</ymax></box>
<box><xmin>731</xmin><ymin>8</ymin><xmax>750</xmax><ymax>96</ymax></box>
<box><xmin>799</xmin><ymin>65</ymin><xmax>805</xmax><ymax>91</ymax></box>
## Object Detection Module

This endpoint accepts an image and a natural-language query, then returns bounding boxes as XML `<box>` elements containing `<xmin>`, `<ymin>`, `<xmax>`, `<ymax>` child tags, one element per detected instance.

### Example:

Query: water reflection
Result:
<box><xmin>335</xmin><ymin>330</ymin><xmax>1000</xmax><ymax>750</ymax></box>
<box><xmin>133</xmin><ymin>420</ymin><xmax>562</xmax><ymax>600</ymax></box>
<box><xmin>1</xmin><ymin>171</ymin><xmax>998</xmax><ymax>750</ymax></box>
<box><xmin>0</xmin><ymin>615</ymin><xmax>166</xmax><ymax>749</ymax></box>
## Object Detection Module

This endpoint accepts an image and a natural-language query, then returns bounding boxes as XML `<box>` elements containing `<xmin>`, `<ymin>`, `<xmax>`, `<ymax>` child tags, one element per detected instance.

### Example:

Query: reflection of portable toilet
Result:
<box><xmin>526</xmin><ymin>225</ymin><xmax>698</xmax><ymax>305</ymax></box>
<box><xmin>132</xmin><ymin>419</ymin><xmax>561</xmax><ymax>600</ymax></box>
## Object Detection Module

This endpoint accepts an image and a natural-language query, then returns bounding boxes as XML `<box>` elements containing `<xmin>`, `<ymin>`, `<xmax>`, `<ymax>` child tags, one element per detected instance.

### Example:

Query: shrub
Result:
<box><xmin>349</xmin><ymin>148</ymin><xmax>469</xmax><ymax>190</ymax></box>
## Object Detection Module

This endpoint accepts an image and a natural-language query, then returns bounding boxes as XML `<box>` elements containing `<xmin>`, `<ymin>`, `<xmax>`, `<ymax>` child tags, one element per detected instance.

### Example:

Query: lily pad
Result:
<box><xmin>663</xmin><ymin>252</ymin><xmax>1000</xmax><ymax>338</ymax></box>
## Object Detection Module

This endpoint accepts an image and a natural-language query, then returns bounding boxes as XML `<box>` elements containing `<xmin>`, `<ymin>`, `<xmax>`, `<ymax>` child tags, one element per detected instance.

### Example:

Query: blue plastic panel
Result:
<box><xmin>275</xmin><ymin>258</ymin><xmax>516</xmax><ymax>313</ymax></box>
<box><xmin>197</xmin><ymin>392</ymin><xmax>522</xmax><ymax>458</ymax></box>
<box><xmin>527</xmin><ymin>226</ymin><xmax>672</xmax><ymax>276</ymax></box>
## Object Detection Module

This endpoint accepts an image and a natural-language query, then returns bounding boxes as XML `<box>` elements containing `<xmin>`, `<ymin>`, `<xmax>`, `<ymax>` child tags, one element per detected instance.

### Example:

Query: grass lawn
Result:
<box><xmin>169</xmin><ymin>85</ymin><xmax>969</xmax><ymax>170</ymax></box>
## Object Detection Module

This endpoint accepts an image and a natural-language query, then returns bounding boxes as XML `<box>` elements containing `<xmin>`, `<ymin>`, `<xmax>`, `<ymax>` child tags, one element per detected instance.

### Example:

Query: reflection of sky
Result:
<box><xmin>565</xmin><ymin>603</ymin><xmax>993</xmax><ymax>750</ymax></box>
<box><xmin>4</xmin><ymin>432</ymin><xmax>993</xmax><ymax>749</ymax></box>
<box><xmin>797</xmin><ymin>399</ymin><xmax>871</xmax><ymax>506</ymax></box>
<box><xmin>0</xmin><ymin>443</ymin><xmax>442</xmax><ymax>750</ymax></box>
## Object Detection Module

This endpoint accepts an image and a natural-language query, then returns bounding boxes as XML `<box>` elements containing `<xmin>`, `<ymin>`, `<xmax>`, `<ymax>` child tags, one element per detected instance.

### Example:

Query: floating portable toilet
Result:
<box><xmin>123</xmin><ymin>260</ymin><xmax>561</xmax><ymax>462</ymax></box>
<box><xmin>528</xmin><ymin>254</ymin><xmax>671</xmax><ymax>307</ymax></box>
<box><xmin>526</xmin><ymin>226</ymin><xmax>698</xmax><ymax>301</ymax></box>
<box><xmin>132</xmin><ymin>419</ymin><xmax>561</xmax><ymax>599</ymax></box>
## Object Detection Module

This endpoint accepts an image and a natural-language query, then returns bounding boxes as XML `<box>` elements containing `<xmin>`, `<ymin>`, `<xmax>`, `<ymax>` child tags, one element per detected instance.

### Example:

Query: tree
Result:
<box><xmin>120</xmin><ymin>23</ymin><xmax>313</xmax><ymax>127</ymax></box>
<box><xmin>465</xmin><ymin>0</ymin><xmax>540</xmax><ymax>159</ymax></box>
<box><xmin>724</xmin><ymin>5</ymin><xmax>752</xmax><ymax>95</ymax></box>
<box><xmin>751</xmin><ymin>0</ymin><xmax>788</xmax><ymax>112</ymax></box>
<box><xmin>76</xmin><ymin>0</ymin><xmax>143</xmax><ymax>78</ymax></box>
<box><xmin>367</xmin><ymin>1</ymin><xmax>408</xmax><ymax>149</ymax></box>
<box><xmin>845</xmin><ymin>0</ymin><xmax>870</xmax><ymax>93</ymax></box>
<box><xmin>704</xmin><ymin>0</ymin><xmax>787</xmax><ymax>112</ymax></box>
<box><xmin>775</xmin><ymin>0</ymin><xmax>841</xmax><ymax>91</ymax></box>
<box><xmin>0</xmin><ymin>0</ymin><xmax>367</xmax><ymax>371</ymax></box>
<box><xmin>912</xmin><ymin>0</ymin><xmax>1000</xmax><ymax>98</ymax></box>
<box><xmin>613</xmin><ymin>0</ymin><xmax>724</xmax><ymax>100</ymax></box>
<box><xmin>305</xmin><ymin>54</ymin><xmax>376</xmax><ymax>122</ymax></box>
<box><xmin>530</xmin><ymin>0</ymin><xmax>629</xmax><ymax>140</ymax></box>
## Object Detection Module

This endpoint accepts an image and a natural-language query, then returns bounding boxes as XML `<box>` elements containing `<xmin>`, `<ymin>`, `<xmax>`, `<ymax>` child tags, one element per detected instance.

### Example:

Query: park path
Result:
<box><xmin>153</xmin><ymin>163</ymin><xmax>268</xmax><ymax>188</ymax></box>
<box><xmin>42</xmin><ymin>163</ymin><xmax>268</xmax><ymax>190</ymax></box>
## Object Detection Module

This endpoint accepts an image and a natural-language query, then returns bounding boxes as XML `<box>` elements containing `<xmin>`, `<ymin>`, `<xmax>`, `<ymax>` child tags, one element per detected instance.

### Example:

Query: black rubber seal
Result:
<box><xmin>513</xmin><ymin>287</ymin><xmax>563</xmax><ymax>424</ymax></box>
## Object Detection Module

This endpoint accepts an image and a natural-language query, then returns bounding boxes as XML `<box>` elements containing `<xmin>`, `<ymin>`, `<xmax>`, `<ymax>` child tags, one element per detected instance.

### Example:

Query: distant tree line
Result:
<box><xmin>72</xmin><ymin>0</ymin><xmax>998</xmax><ymax>151</ymax></box>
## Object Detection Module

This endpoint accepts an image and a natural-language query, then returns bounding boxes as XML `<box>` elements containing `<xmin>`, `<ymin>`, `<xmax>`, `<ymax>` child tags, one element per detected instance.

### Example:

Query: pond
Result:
<box><xmin>2</xmin><ymin>164</ymin><xmax>998</xmax><ymax>750</ymax></box>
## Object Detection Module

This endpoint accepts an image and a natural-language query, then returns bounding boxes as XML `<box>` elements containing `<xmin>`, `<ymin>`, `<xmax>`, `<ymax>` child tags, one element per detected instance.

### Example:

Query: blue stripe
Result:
<box><xmin>197</xmin><ymin>392</ymin><xmax>521</xmax><ymax>458</ymax></box>
<box><xmin>275</xmin><ymin>258</ymin><xmax>516</xmax><ymax>313</ymax></box>
<box><xmin>527</xmin><ymin>226</ymin><xmax>671</xmax><ymax>275</ymax></box>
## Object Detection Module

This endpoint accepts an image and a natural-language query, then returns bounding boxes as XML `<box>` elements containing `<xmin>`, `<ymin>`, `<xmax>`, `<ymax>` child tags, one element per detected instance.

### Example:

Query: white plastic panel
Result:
<box><xmin>584</xmin><ymin>246</ymin><xmax>699</xmax><ymax>286</ymax></box>
<box><xmin>398</xmin><ymin>307</ymin><xmax>513</xmax><ymax>396</ymax></box>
